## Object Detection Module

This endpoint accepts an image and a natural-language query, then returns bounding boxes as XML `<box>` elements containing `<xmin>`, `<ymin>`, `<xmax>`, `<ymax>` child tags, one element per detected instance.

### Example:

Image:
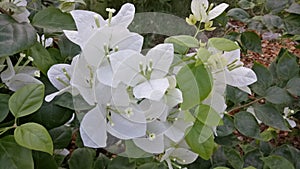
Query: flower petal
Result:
<box><xmin>133</xmin><ymin>134</ymin><xmax>164</xmax><ymax>154</ymax></box>
<box><xmin>133</xmin><ymin>78</ymin><xmax>169</xmax><ymax>101</ymax></box>
<box><xmin>225</xmin><ymin>67</ymin><xmax>257</xmax><ymax>87</ymax></box>
<box><xmin>47</xmin><ymin>64</ymin><xmax>71</xmax><ymax>90</ymax></box>
<box><xmin>111</xmin><ymin>3</ymin><xmax>135</xmax><ymax>28</ymax></box>
<box><xmin>207</xmin><ymin>3</ymin><xmax>229</xmax><ymax>21</ymax></box>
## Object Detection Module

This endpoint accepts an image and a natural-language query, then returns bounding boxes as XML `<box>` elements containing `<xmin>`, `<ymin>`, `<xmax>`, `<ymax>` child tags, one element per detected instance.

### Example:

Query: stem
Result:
<box><xmin>228</xmin><ymin>97</ymin><xmax>264</xmax><ymax>115</ymax></box>
<box><xmin>170</xmin><ymin>55</ymin><xmax>196</xmax><ymax>68</ymax></box>
<box><xmin>0</xmin><ymin>126</ymin><xmax>14</xmax><ymax>135</ymax></box>
<box><xmin>194</xmin><ymin>22</ymin><xmax>202</xmax><ymax>38</ymax></box>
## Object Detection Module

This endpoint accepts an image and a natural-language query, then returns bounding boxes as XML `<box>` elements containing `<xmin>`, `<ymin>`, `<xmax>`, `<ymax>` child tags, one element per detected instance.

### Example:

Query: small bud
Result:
<box><xmin>148</xmin><ymin>133</ymin><xmax>156</xmax><ymax>141</ymax></box>
<box><xmin>28</xmin><ymin>56</ymin><xmax>34</xmax><ymax>62</ymax></box>
<box><xmin>34</xmin><ymin>70</ymin><xmax>40</xmax><ymax>78</ymax></box>
<box><xmin>20</xmin><ymin>53</ymin><xmax>26</xmax><ymax>58</ymax></box>
<box><xmin>106</xmin><ymin>8</ymin><xmax>116</xmax><ymax>13</ymax></box>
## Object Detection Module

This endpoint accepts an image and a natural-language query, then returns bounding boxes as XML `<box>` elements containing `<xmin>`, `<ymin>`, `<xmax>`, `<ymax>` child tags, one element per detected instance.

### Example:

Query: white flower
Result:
<box><xmin>191</xmin><ymin>0</ymin><xmax>229</xmax><ymax>23</ymax></box>
<box><xmin>283</xmin><ymin>107</ymin><xmax>296</xmax><ymax>128</ymax></box>
<box><xmin>0</xmin><ymin>56</ymin><xmax>42</xmax><ymax>91</ymax></box>
<box><xmin>37</xmin><ymin>34</ymin><xmax>53</xmax><ymax>48</ymax></box>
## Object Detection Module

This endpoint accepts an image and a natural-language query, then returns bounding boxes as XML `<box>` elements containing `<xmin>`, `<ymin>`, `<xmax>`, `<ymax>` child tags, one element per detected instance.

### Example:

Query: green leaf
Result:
<box><xmin>284</xmin><ymin>14</ymin><xmax>300</xmax><ymax>36</ymax></box>
<box><xmin>49</xmin><ymin>126</ymin><xmax>72</xmax><ymax>149</ymax></box>
<box><xmin>244</xmin><ymin>150</ymin><xmax>263</xmax><ymax>169</ymax></box>
<box><xmin>251</xmin><ymin>62</ymin><xmax>273</xmax><ymax>96</ymax></box>
<box><xmin>272</xmin><ymin>145</ymin><xmax>300</xmax><ymax>168</ymax></box>
<box><xmin>241</xmin><ymin>31</ymin><xmax>262</xmax><ymax>53</ymax></box>
<box><xmin>186</xmin><ymin>121</ymin><xmax>213</xmax><ymax>144</ymax></box>
<box><xmin>226</xmin><ymin>86</ymin><xmax>249</xmax><ymax>105</ymax></box>
<box><xmin>276</xmin><ymin>52</ymin><xmax>299</xmax><ymax>80</ymax></box>
<box><xmin>176</xmin><ymin>63</ymin><xmax>212</xmax><ymax>110</ymax></box>
<box><xmin>238</xmin><ymin>0</ymin><xmax>255</xmax><ymax>9</ymax></box>
<box><xmin>0</xmin><ymin>15</ymin><xmax>36</xmax><ymax>58</ymax></box>
<box><xmin>227</xmin><ymin>8</ymin><xmax>250</xmax><ymax>22</ymax></box>
<box><xmin>196</xmin><ymin>104</ymin><xmax>222</xmax><ymax>127</ymax></box>
<box><xmin>137</xmin><ymin>163</ymin><xmax>161</xmax><ymax>169</ymax></box>
<box><xmin>29</xmin><ymin>42</ymin><xmax>57</xmax><ymax>75</ymax></box>
<box><xmin>286</xmin><ymin>77</ymin><xmax>300</xmax><ymax>96</ymax></box>
<box><xmin>94</xmin><ymin>154</ymin><xmax>111</xmax><ymax>169</ymax></box>
<box><xmin>208</xmin><ymin>38</ymin><xmax>240</xmax><ymax>51</ymax></box>
<box><xmin>223</xmin><ymin>147</ymin><xmax>244</xmax><ymax>169</ymax></box>
<box><xmin>14</xmin><ymin>122</ymin><xmax>53</xmax><ymax>155</ymax></box>
<box><xmin>216</xmin><ymin>114</ymin><xmax>235</xmax><ymax>137</ymax></box>
<box><xmin>253</xmin><ymin>104</ymin><xmax>290</xmax><ymax>131</ymax></box>
<box><xmin>165</xmin><ymin>35</ymin><xmax>199</xmax><ymax>54</ymax></box>
<box><xmin>0</xmin><ymin>94</ymin><xmax>10</xmax><ymax>122</ymax></box>
<box><xmin>32</xmin><ymin>7</ymin><xmax>76</xmax><ymax>32</ymax></box>
<box><xmin>213</xmin><ymin>167</ymin><xmax>231</xmax><ymax>169</ymax></box>
<box><xmin>108</xmin><ymin>156</ymin><xmax>136</xmax><ymax>169</ymax></box>
<box><xmin>234</xmin><ymin>111</ymin><xmax>261</xmax><ymax>139</ymax></box>
<box><xmin>69</xmin><ymin>148</ymin><xmax>96</xmax><ymax>169</ymax></box>
<box><xmin>262</xmin><ymin>14</ymin><xmax>284</xmax><ymax>29</ymax></box>
<box><xmin>32</xmin><ymin>151</ymin><xmax>58</xmax><ymax>169</ymax></box>
<box><xmin>261</xmin><ymin>155</ymin><xmax>295</xmax><ymax>169</ymax></box>
<box><xmin>9</xmin><ymin>84</ymin><xmax>44</xmax><ymax>118</ymax></box>
<box><xmin>265</xmin><ymin>86</ymin><xmax>292</xmax><ymax>104</ymax></box>
<box><xmin>215</xmin><ymin>134</ymin><xmax>240</xmax><ymax>146</ymax></box>
<box><xmin>57</xmin><ymin>35</ymin><xmax>80</xmax><ymax>62</ymax></box>
<box><xmin>266</xmin><ymin>0</ymin><xmax>293</xmax><ymax>14</ymax></box>
<box><xmin>55</xmin><ymin>93</ymin><xmax>93</xmax><ymax>111</ymax></box>
<box><xmin>285</xmin><ymin>2</ymin><xmax>300</xmax><ymax>14</ymax></box>
<box><xmin>0</xmin><ymin>136</ymin><xmax>34</xmax><ymax>169</ymax></box>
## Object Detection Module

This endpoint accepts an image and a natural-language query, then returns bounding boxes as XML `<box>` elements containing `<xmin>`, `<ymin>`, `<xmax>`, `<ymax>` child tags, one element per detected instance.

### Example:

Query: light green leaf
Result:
<box><xmin>251</xmin><ymin>62</ymin><xmax>273</xmax><ymax>96</ymax></box>
<box><xmin>0</xmin><ymin>15</ymin><xmax>36</xmax><ymax>58</ymax></box>
<box><xmin>186</xmin><ymin>133</ymin><xmax>215</xmax><ymax>160</ymax></box>
<box><xmin>234</xmin><ymin>111</ymin><xmax>261</xmax><ymax>139</ymax></box>
<box><xmin>286</xmin><ymin>77</ymin><xmax>300</xmax><ymax>96</ymax></box>
<box><xmin>165</xmin><ymin>35</ymin><xmax>199</xmax><ymax>54</ymax></box>
<box><xmin>254</xmin><ymin>104</ymin><xmax>290</xmax><ymax>131</ymax></box>
<box><xmin>9</xmin><ymin>84</ymin><xmax>44</xmax><ymax>118</ymax></box>
<box><xmin>0</xmin><ymin>94</ymin><xmax>10</xmax><ymax>122</ymax></box>
<box><xmin>176</xmin><ymin>64</ymin><xmax>212</xmax><ymax>110</ymax></box>
<box><xmin>29</xmin><ymin>42</ymin><xmax>57</xmax><ymax>75</ymax></box>
<box><xmin>69</xmin><ymin>148</ymin><xmax>96</xmax><ymax>169</ymax></box>
<box><xmin>261</xmin><ymin>155</ymin><xmax>295</xmax><ymax>169</ymax></box>
<box><xmin>241</xmin><ymin>31</ymin><xmax>262</xmax><ymax>53</ymax></box>
<box><xmin>196</xmin><ymin>104</ymin><xmax>222</xmax><ymax>127</ymax></box>
<box><xmin>276</xmin><ymin>52</ymin><xmax>299</xmax><ymax>80</ymax></box>
<box><xmin>32</xmin><ymin>7</ymin><xmax>76</xmax><ymax>32</ymax></box>
<box><xmin>0</xmin><ymin>136</ymin><xmax>34</xmax><ymax>169</ymax></box>
<box><xmin>14</xmin><ymin>123</ymin><xmax>53</xmax><ymax>155</ymax></box>
<box><xmin>208</xmin><ymin>38</ymin><xmax>240</xmax><ymax>51</ymax></box>
<box><xmin>227</xmin><ymin>8</ymin><xmax>250</xmax><ymax>22</ymax></box>
<box><xmin>265</xmin><ymin>86</ymin><xmax>292</xmax><ymax>104</ymax></box>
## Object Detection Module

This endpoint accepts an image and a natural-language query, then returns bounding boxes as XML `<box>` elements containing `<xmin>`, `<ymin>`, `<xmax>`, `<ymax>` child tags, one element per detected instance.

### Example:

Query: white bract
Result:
<box><xmin>0</xmin><ymin>0</ymin><xmax>30</xmax><ymax>23</ymax></box>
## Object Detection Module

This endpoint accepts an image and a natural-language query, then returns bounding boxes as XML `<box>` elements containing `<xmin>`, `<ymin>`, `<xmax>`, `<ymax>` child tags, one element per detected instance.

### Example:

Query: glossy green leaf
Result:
<box><xmin>32</xmin><ymin>7</ymin><xmax>76</xmax><ymax>32</ymax></box>
<box><xmin>186</xmin><ymin>134</ymin><xmax>215</xmax><ymax>160</ymax></box>
<box><xmin>223</xmin><ymin>147</ymin><xmax>244</xmax><ymax>169</ymax></box>
<box><xmin>286</xmin><ymin>77</ymin><xmax>300</xmax><ymax>96</ymax></box>
<box><xmin>251</xmin><ymin>62</ymin><xmax>273</xmax><ymax>96</ymax></box>
<box><xmin>276</xmin><ymin>52</ymin><xmax>299</xmax><ymax>80</ymax></box>
<box><xmin>216</xmin><ymin>114</ymin><xmax>235</xmax><ymax>137</ymax></box>
<box><xmin>49</xmin><ymin>126</ymin><xmax>72</xmax><ymax>149</ymax></box>
<box><xmin>227</xmin><ymin>8</ymin><xmax>250</xmax><ymax>22</ymax></box>
<box><xmin>241</xmin><ymin>31</ymin><xmax>262</xmax><ymax>53</ymax></box>
<box><xmin>0</xmin><ymin>136</ymin><xmax>34</xmax><ymax>169</ymax></box>
<box><xmin>32</xmin><ymin>151</ymin><xmax>58</xmax><ymax>169</ymax></box>
<box><xmin>0</xmin><ymin>15</ymin><xmax>36</xmax><ymax>58</ymax></box>
<box><xmin>29</xmin><ymin>42</ymin><xmax>57</xmax><ymax>75</ymax></box>
<box><xmin>165</xmin><ymin>35</ymin><xmax>199</xmax><ymax>54</ymax></box>
<box><xmin>226</xmin><ymin>86</ymin><xmax>249</xmax><ymax>105</ymax></box>
<box><xmin>265</xmin><ymin>86</ymin><xmax>292</xmax><ymax>104</ymax></box>
<box><xmin>208</xmin><ymin>38</ymin><xmax>240</xmax><ymax>51</ymax></box>
<box><xmin>69</xmin><ymin>148</ymin><xmax>96</xmax><ymax>169</ymax></box>
<box><xmin>234</xmin><ymin>111</ymin><xmax>261</xmax><ymax>139</ymax></box>
<box><xmin>9</xmin><ymin>84</ymin><xmax>44</xmax><ymax>118</ymax></box>
<box><xmin>14</xmin><ymin>123</ymin><xmax>53</xmax><ymax>155</ymax></box>
<box><xmin>196</xmin><ymin>104</ymin><xmax>222</xmax><ymax>127</ymax></box>
<box><xmin>0</xmin><ymin>93</ymin><xmax>10</xmax><ymax>122</ymax></box>
<box><xmin>261</xmin><ymin>155</ymin><xmax>295</xmax><ymax>169</ymax></box>
<box><xmin>253</xmin><ymin>104</ymin><xmax>290</xmax><ymax>131</ymax></box>
<box><xmin>176</xmin><ymin>63</ymin><xmax>212</xmax><ymax>110</ymax></box>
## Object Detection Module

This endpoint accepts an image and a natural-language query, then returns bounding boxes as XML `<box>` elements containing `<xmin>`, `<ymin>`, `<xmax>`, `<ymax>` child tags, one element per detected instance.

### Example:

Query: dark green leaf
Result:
<box><xmin>57</xmin><ymin>35</ymin><xmax>80</xmax><ymax>61</ymax></box>
<box><xmin>108</xmin><ymin>156</ymin><xmax>136</xmax><ymax>169</ymax></box>
<box><xmin>29</xmin><ymin>42</ymin><xmax>57</xmax><ymax>75</ymax></box>
<box><xmin>261</xmin><ymin>155</ymin><xmax>295</xmax><ymax>169</ymax></box>
<box><xmin>187</xmin><ymin>157</ymin><xmax>212</xmax><ymax>169</ymax></box>
<box><xmin>0</xmin><ymin>94</ymin><xmax>10</xmax><ymax>122</ymax></box>
<box><xmin>276</xmin><ymin>52</ymin><xmax>299</xmax><ymax>80</ymax></box>
<box><xmin>137</xmin><ymin>162</ymin><xmax>161</xmax><ymax>169</ymax></box>
<box><xmin>253</xmin><ymin>104</ymin><xmax>290</xmax><ymax>131</ymax></box>
<box><xmin>9</xmin><ymin>84</ymin><xmax>44</xmax><ymax>118</ymax></box>
<box><xmin>284</xmin><ymin>14</ymin><xmax>300</xmax><ymax>36</ymax></box>
<box><xmin>32</xmin><ymin>151</ymin><xmax>58</xmax><ymax>169</ymax></box>
<box><xmin>176</xmin><ymin>64</ymin><xmax>212</xmax><ymax>110</ymax></box>
<box><xmin>0</xmin><ymin>15</ymin><xmax>36</xmax><ymax>58</ymax></box>
<box><xmin>266</xmin><ymin>0</ymin><xmax>293</xmax><ymax>14</ymax></box>
<box><xmin>223</xmin><ymin>147</ymin><xmax>244</xmax><ymax>169</ymax></box>
<box><xmin>234</xmin><ymin>111</ymin><xmax>261</xmax><ymax>139</ymax></box>
<box><xmin>69</xmin><ymin>148</ymin><xmax>96</xmax><ymax>169</ymax></box>
<box><xmin>227</xmin><ymin>8</ymin><xmax>250</xmax><ymax>22</ymax></box>
<box><xmin>49</xmin><ymin>126</ymin><xmax>72</xmax><ymax>149</ymax></box>
<box><xmin>216</xmin><ymin>114</ymin><xmax>235</xmax><ymax>137</ymax></box>
<box><xmin>238</xmin><ymin>0</ymin><xmax>255</xmax><ymax>9</ymax></box>
<box><xmin>285</xmin><ymin>2</ymin><xmax>300</xmax><ymax>14</ymax></box>
<box><xmin>0</xmin><ymin>135</ymin><xmax>34</xmax><ymax>169</ymax></box>
<box><xmin>164</xmin><ymin>35</ymin><xmax>199</xmax><ymax>54</ymax></box>
<box><xmin>14</xmin><ymin>122</ymin><xmax>53</xmax><ymax>155</ymax></box>
<box><xmin>244</xmin><ymin>149</ymin><xmax>264</xmax><ymax>169</ymax></box>
<box><xmin>208</xmin><ymin>38</ymin><xmax>240</xmax><ymax>51</ymax></box>
<box><xmin>32</xmin><ymin>7</ymin><xmax>76</xmax><ymax>32</ymax></box>
<box><xmin>212</xmin><ymin>147</ymin><xmax>228</xmax><ymax>167</ymax></box>
<box><xmin>226</xmin><ymin>86</ymin><xmax>249</xmax><ymax>105</ymax></box>
<box><xmin>94</xmin><ymin>154</ymin><xmax>111</xmax><ymax>169</ymax></box>
<box><xmin>196</xmin><ymin>104</ymin><xmax>222</xmax><ymax>127</ymax></box>
<box><xmin>262</xmin><ymin>14</ymin><xmax>284</xmax><ymax>29</ymax></box>
<box><xmin>251</xmin><ymin>62</ymin><xmax>273</xmax><ymax>96</ymax></box>
<box><xmin>265</xmin><ymin>86</ymin><xmax>292</xmax><ymax>104</ymax></box>
<box><xmin>241</xmin><ymin>31</ymin><xmax>262</xmax><ymax>53</ymax></box>
<box><xmin>55</xmin><ymin>93</ymin><xmax>94</xmax><ymax>111</ymax></box>
<box><xmin>272</xmin><ymin>145</ymin><xmax>300</xmax><ymax>169</ymax></box>
<box><xmin>215</xmin><ymin>134</ymin><xmax>240</xmax><ymax>146</ymax></box>
<box><xmin>286</xmin><ymin>77</ymin><xmax>300</xmax><ymax>96</ymax></box>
